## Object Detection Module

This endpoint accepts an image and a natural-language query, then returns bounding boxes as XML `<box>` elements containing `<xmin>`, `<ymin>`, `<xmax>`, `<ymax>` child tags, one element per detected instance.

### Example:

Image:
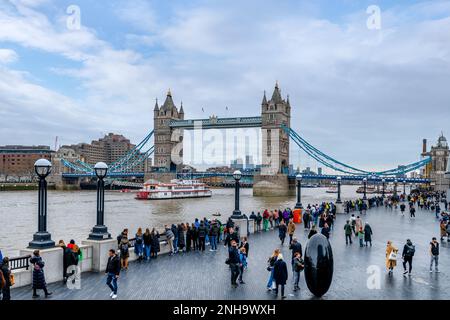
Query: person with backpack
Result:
<box><xmin>402</xmin><ymin>239</ymin><xmax>415</xmax><ymax>276</ymax></box>
<box><xmin>278</xmin><ymin>220</ymin><xmax>287</xmax><ymax>246</ymax></box>
<box><xmin>67</xmin><ymin>239</ymin><xmax>82</xmax><ymax>266</ymax></box>
<box><xmin>256</xmin><ymin>212</ymin><xmax>263</xmax><ymax>233</ymax></box>
<box><xmin>430</xmin><ymin>237</ymin><xmax>440</xmax><ymax>273</ymax></box>
<box><xmin>292</xmin><ymin>252</ymin><xmax>304</xmax><ymax>291</ymax></box>
<box><xmin>1</xmin><ymin>257</ymin><xmax>12</xmax><ymax>300</ymax></box>
<box><xmin>30</xmin><ymin>250</ymin><xmax>52</xmax><ymax>298</ymax></box>
<box><xmin>119</xmin><ymin>235</ymin><xmax>130</xmax><ymax>270</ymax></box>
<box><xmin>197</xmin><ymin>221</ymin><xmax>207</xmax><ymax>252</ymax></box>
<box><xmin>105</xmin><ymin>249</ymin><xmax>120</xmax><ymax>299</ymax></box>
<box><xmin>58</xmin><ymin>240</ymin><xmax>76</xmax><ymax>284</ymax></box>
<box><xmin>165</xmin><ymin>225</ymin><xmax>175</xmax><ymax>255</ymax></box>
<box><xmin>344</xmin><ymin>220</ymin><xmax>353</xmax><ymax>245</ymax></box>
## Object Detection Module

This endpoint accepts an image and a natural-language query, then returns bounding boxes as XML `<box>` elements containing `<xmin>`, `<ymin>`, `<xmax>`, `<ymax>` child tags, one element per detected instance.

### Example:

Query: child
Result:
<box><xmin>238</xmin><ymin>247</ymin><xmax>247</xmax><ymax>284</ymax></box>
<box><xmin>358</xmin><ymin>227</ymin><xmax>365</xmax><ymax>247</ymax></box>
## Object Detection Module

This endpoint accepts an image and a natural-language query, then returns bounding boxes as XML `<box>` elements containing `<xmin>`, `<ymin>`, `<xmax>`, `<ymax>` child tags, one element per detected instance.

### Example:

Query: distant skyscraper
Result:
<box><xmin>318</xmin><ymin>167</ymin><xmax>323</xmax><ymax>175</ymax></box>
<box><xmin>245</xmin><ymin>155</ymin><xmax>254</xmax><ymax>170</ymax></box>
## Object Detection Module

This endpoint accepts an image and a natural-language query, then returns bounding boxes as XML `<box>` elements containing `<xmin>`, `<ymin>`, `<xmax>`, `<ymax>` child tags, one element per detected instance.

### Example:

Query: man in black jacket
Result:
<box><xmin>289</xmin><ymin>238</ymin><xmax>302</xmax><ymax>277</ymax></box>
<box><xmin>224</xmin><ymin>227</ymin><xmax>239</xmax><ymax>248</ymax></box>
<box><xmin>1</xmin><ymin>257</ymin><xmax>11</xmax><ymax>300</ymax></box>
<box><xmin>105</xmin><ymin>249</ymin><xmax>121</xmax><ymax>299</ymax></box>
<box><xmin>228</xmin><ymin>240</ymin><xmax>241</xmax><ymax>287</ymax></box>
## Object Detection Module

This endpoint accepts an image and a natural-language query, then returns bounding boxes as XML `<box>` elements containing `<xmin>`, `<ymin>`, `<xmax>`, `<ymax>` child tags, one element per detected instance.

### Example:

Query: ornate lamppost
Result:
<box><xmin>403</xmin><ymin>179</ymin><xmax>407</xmax><ymax>197</ymax></box>
<box><xmin>381</xmin><ymin>178</ymin><xmax>386</xmax><ymax>198</ymax></box>
<box><xmin>394</xmin><ymin>179</ymin><xmax>398</xmax><ymax>197</ymax></box>
<box><xmin>295</xmin><ymin>174</ymin><xmax>303</xmax><ymax>209</ymax></box>
<box><xmin>231</xmin><ymin>170</ymin><xmax>243</xmax><ymax>219</ymax></box>
<box><xmin>29</xmin><ymin>159</ymin><xmax>55</xmax><ymax>249</ymax></box>
<box><xmin>336</xmin><ymin>176</ymin><xmax>342</xmax><ymax>204</ymax></box>
<box><xmin>362</xmin><ymin>177</ymin><xmax>367</xmax><ymax>200</ymax></box>
<box><xmin>88</xmin><ymin>162</ymin><xmax>111</xmax><ymax>240</ymax></box>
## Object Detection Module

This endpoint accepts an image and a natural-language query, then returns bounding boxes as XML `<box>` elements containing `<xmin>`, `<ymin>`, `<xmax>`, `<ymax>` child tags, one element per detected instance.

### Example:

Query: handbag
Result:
<box><xmin>388</xmin><ymin>251</ymin><xmax>397</xmax><ymax>261</ymax></box>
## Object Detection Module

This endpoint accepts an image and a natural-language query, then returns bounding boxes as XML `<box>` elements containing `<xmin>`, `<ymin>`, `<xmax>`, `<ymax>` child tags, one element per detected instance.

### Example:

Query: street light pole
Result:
<box><xmin>363</xmin><ymin>177</ymin><xmax>367</xmax><ymax>200</ymax></box>
<box><xmin>295</xmin><ymin>174</ymin><xmax>303</xmax><ymax>209</ymax></box>
<box><xmin>382</xmin><ymin>179</ymin><xmax>386</xmax><ymax>198</ymax></box>
<box><xmin>403</xmin><ymin>179</ymin><xmax>406</xmax><ymax>197</ymax></box>
<box><xmin>336</xmin><ymin>176</ymin><xmax>342</xmax><ymax>204</ymax></box>
<box><xmin>231</xmin><ymin>170</ymin><xmax>242</xmax><ymax>219</ymax></box>
<box><xmin>28</xmin><ymin>159</ymin><xmax>55</xmax><ymax>249</ymax></box>
<box><xmin>88</xmin><ymin>162</ymin><xmax>111</xmax><ymax>240</ymax></box>
<box><xmin>394</xmin><ymin>179</ymin><xmax>398</xmax><ymax>197</ymax></box>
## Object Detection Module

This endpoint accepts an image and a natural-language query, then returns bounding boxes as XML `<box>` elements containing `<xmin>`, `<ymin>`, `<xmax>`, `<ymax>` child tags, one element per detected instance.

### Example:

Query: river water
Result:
<box><xmin>0</xmin><ymin>186</ymin><xmax>360</xmax><ymax>257</ymax></box>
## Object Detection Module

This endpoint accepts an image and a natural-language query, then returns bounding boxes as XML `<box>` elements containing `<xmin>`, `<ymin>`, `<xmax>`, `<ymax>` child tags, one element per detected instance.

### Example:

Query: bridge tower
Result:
<box><xmin>254</xmin><ymin>82</ymin><xmax>294</xmax><ymax>196</ymax></box>
<box><xmin>423</xmin><ymin>133</ymin><xmax>449</xmax><ymax>191</ymax></box>
<box><xmin>153</xmin><ymin>90</ymin><xmax>184</xmax><ymax>172</ymax></box>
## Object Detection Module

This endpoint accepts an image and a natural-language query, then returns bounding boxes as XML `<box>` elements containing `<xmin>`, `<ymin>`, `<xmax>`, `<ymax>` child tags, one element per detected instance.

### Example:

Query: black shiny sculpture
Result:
<box><xmin>304</xmin><ymin>233</ymin><xmax>333</xmax><ymax>297</ymax></box>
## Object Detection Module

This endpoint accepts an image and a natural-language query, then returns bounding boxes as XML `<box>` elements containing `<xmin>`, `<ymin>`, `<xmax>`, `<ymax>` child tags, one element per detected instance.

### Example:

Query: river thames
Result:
<box><xmin>0</xmin><ymin>186</ymin><xmax>362</xmax><ymax>257</ymax></box>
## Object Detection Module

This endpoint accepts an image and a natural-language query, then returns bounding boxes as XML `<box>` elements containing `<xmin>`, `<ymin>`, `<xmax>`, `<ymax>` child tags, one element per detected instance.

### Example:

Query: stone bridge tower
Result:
<box><xmin>153</xmin><ymin>90</ymin><xmax>184</xmax><ymax>172</ymax></box>
<box><xmin>254</xmin><ymin>82</ymin><xmax>293</xmax><ymax>196</ymax></box>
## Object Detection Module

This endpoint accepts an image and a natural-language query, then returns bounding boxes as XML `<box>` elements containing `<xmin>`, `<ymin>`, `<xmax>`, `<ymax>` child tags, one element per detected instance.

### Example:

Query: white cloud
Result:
<box><xmin>0</xmin><ymin>48</ymin><xmax>18</xmax><ymax>63</ymax></box>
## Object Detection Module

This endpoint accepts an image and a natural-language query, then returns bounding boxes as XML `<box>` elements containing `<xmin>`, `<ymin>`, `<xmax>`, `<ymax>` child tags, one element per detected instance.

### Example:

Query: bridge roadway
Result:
<box><xmin>11</xmin><ymin>205</ymin><xmax>449</xmax><ymax>300</ymax></box>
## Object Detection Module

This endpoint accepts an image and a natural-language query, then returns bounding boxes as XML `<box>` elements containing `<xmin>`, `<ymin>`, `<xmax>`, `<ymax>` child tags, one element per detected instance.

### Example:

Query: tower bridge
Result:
<box><xmin>59</xmin><ymin>82</ymin><xmax>437</xmax><ymax>194</ymax></box>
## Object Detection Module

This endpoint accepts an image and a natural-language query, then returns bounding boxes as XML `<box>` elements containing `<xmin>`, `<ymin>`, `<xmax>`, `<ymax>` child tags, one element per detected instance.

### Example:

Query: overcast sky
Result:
<box><xmin>0</xmin><ymin>0</ymin><xmax>449</xmax><ymax>172</ymax></box>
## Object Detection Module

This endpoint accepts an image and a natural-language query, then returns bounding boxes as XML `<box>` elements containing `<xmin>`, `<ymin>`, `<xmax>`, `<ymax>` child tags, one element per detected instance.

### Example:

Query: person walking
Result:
<box><xmin>119</xmin><ymin>235</ymin><xmax>130</xmax><ymax>270</ymax></box>
<box><xmin>238</xmin><ymin>247</ymin><xmax>247</xmax><ymax>284</ymax></box>
<box><xmin>400</xmin><ymin>203</ymin><xmax>406</xmax><ymax>215</ymax></box>
<box><xmin>273</xmin><ymin>253</ymin><xmax>288</xmax><ymax>299</ymax></box>
<box><xmin>210</xmin><ymin>221</ymin><xmax>219</xmax><ymax>251</ymax></box>
<box><xmin>143</xmin><ymin>228</ymin><xmax>152</xmax><ymax>261</ymax></box>
<box><xmin>364</xmin><ymin>223</ymin><xmax>373</xmax><ymax>247</ymax></box>
<box><xmin>30</xmin><ymin>250</ymin><xmax>52</xmax><ymax>298</ymax></box>
<box><xmin>105</xmin><ymin>249</ymin><xmax>120</xmax><ymax>299</ymax></box>
<box><xmin>440</xmin><ymin>220</ymin><xmax>447</xmax><ymax>241</ymax></box>
<box><xmin>402</xmin><ymin>239</ymin><xmax>415</xmax><ymax>276</ymax></box>
<box><xmin>228</xmin><ymin>240</ymin><xmax>241</xmax><ymax>288</ymax></box>
<box><xmin>263</xmin><ymin>210</ymin><xmax>270</xmax><ymax>232</ymax></box>
<box><xmin>292</xmin><ymin>252</ymin><xmax>304</xmax><ymax>291</ymax></box>
<box><xmin>357</xmin><ymin>227</ymin><xmax>365</xmax><ymax>247</ymax></box>
<box><xmin>344</xmin><ymin>220</ymin><xmax>353</xmax><ymax>245</ymax></box>
<box><xmin>289</xmin><ymin>237</ymin><xmax>302</xmax><ymax>280</ymax></box>
<box><xmin>266</xmin><ymin>249</ymin><xmax>280</xmax><ymax>291</ymax></box>
<box><xmin>224</xmin><ymin>227</ymin><xmax>239</xmax><ymax>248</ymax></box>
<box><xmin>287</xmin><ymin>219</ymin><xmax>296</xmax><ymax>245</ymax></box>
<box><xmin>278</xmin><ymin>220</ymin><xmax>287</xmax><ymax>246</ymax></box>
<box><xmin>410</xmin><ymin>206</ymin><xmax>416</xmax><ymax>218</ymax></box>
<box><xmin>385</xmin><ymin>241</ymin><xmax>398</xmax><ymax>275</ymax></box>
<box><xmin>134</xmin><ymin>228</ymin><xmax>144</xmax><ymax>262</ymax></box>
<box><xmin>1</xmin><ymin>257</ymin><xmax>12</xmax><ymax>300</ymax></box>
<box><xmin>430</xmin><ymin>237</ymin><xmax>440</xmax><ymax>273</ymax></box>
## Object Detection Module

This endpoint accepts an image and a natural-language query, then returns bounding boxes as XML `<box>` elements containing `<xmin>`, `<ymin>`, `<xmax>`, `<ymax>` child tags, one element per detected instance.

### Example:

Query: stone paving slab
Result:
<box><xmin>10</xmin><ymin>205</ymin><xmax>450</xmax><ymax>300</ymax></box>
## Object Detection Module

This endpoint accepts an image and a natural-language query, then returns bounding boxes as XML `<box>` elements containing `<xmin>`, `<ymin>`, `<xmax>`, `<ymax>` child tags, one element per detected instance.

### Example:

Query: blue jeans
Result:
<box><xmin>144</xmin><ymin>245</ymin><xmax>151</xmax><ymax>260</ymax></box>
<box><xmin>106</xmin><ymin>273</ymin><xmax>118</xmax><ymax>294</ymax></box>
<box><xmin>174</xmin><ymin>238</ymin><xmax>179</xmax><ymax>252</ymax></box>
<box><xmin>210</xmin><ymin>236</ymin><xmax>217</xmax><ymax>250</ymax></box>
<box><xmin>294</xmin><ymin>271</ymin><xmax>301</xmax><ymax>287</ymax></box>
<box><xmin>206</xmin><ymin>234</ymin><xmax>210</xmax><ymax>244</ymax></box>
<box><xmin>267</xmin><ymin>269</ymin><xmax>275</xmax><ymax>288</ymax></box>
<box><xmin>136</xmin><ymin>244</ymin><xmax>143</xmax><ymax>257</ymax></box>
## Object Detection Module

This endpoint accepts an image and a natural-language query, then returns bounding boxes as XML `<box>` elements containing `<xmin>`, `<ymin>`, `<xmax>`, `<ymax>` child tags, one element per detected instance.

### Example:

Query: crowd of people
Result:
<box><xmin>1</xmin><ymin>188</ymin><xmax>448</xmax><ymax>300</ymax></box>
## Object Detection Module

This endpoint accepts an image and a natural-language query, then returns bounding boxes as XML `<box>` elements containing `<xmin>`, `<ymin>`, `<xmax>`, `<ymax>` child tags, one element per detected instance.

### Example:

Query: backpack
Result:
<box><xmin>407</xmin><ymin>245</ymin><xmax>415</xmax><ymax>257</ymax></box>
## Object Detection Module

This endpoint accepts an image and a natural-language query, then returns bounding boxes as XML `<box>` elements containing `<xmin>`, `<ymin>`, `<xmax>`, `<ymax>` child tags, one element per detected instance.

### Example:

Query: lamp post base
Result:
<box><xmin>231</xmin><ymin>210</ymin><xmax>243</xmax><ymax>220</ymax></box>
<box><xmin>28</xmin><ymin>232</ymin><xmax>55</xmax><ymax>249</ymax></box>
<box><xmin>295</xmin><ymin>203</ymin><xmax>303</xmax><ymax>209</ymax></box>
<box><xmin>88</xmin><ymin>225</ymin><xmax>111</xmax><ymax>241</ymax></box>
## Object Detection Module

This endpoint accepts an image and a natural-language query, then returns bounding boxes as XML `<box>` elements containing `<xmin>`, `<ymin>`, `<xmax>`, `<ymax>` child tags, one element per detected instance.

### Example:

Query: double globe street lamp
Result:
<box><xmin>295</xmin><ymin>174</ymin><xmax>303</xmax><ymax>209</ymax></box>
<box><xmin>88</xmin><ymin>162</ymin><xmax>111</xmax><ymax>240</ymax></box>
<box><xmin>29</xmin><ymin>159</ymin><xmax>55</xmax><ymax>249</ymax></box>
<box><xmin>231</xmin><ymin>170</ymin><xmax>243</xmax><ymax>219</ymax></box>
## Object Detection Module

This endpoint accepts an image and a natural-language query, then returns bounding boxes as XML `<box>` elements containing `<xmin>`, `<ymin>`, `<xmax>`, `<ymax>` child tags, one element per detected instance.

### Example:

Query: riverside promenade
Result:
<box><xmin>11</xmin><ymin>206</ymin><xmax>450</xmax><ymax>300</ymax></box>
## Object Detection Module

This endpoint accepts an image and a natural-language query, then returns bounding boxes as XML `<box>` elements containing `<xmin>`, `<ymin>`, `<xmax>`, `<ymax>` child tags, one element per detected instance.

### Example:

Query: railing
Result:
<box><xmin>9</xmin><ymin>255</ymin><xmax>31</xmax><ymax>271</ymax></box>
<box><xmin>128</xmin><ymin>233</ymin><xmax>168</xmax><ymax>248</ymax></box>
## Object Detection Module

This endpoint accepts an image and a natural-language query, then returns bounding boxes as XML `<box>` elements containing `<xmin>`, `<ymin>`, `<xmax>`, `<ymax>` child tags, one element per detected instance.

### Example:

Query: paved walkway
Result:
<box><xmin>11</xmin><ymin>205</ymin><xmax>450</xmax><ymax>300</ymax></box>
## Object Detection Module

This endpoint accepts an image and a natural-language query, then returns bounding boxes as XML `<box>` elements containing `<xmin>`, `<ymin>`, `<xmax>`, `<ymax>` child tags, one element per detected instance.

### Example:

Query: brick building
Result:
<box><xmin>0</xmin><ymin>145</ymin><xmax>53</xmax><ymax>178</ymax></box>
